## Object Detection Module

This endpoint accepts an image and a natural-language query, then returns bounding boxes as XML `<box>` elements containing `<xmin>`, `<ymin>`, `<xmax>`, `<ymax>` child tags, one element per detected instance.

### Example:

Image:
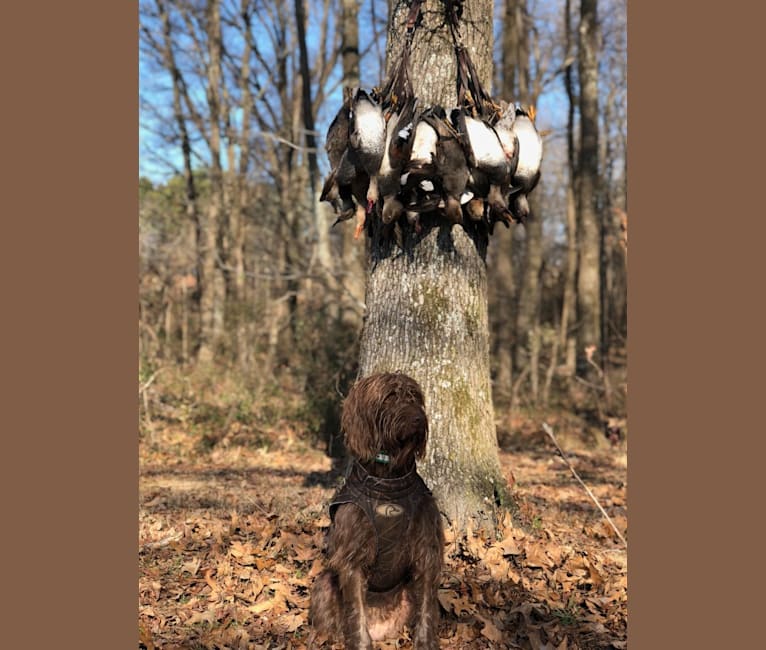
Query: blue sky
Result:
<box><xmin>139</xmin><ymin>0</ymin><xmax>624</xmax><ymax>201</ymax></box>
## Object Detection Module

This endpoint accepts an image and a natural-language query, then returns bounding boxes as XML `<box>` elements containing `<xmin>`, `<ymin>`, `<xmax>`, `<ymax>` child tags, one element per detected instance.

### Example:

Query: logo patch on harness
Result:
<box><xmin>375</xmin><ymin>503</ymin><xmax>404</xmax><ymax>517</ymax></box>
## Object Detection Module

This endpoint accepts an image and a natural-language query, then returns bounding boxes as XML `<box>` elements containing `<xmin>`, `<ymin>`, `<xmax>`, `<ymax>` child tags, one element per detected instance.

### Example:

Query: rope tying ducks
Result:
<box><xmin>446</xmin><ymin>0</ymin><xmax>501</xmax><ymax>121</ymax></box>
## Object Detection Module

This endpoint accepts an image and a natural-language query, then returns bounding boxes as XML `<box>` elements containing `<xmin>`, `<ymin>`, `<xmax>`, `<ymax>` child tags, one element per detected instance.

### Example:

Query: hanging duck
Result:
<box><xmin>379</xmin><ymin>96</ymin><xmax>417</xmax><ymax>225</ymax></box>
<box><xmin>320</xmin><ymin>89</ymin><xmax>352</xmax><ymax>214</ymax></box>
<box><xmin>487</xmin><ymin>100</ymin><xmax>520</xmax><ymax>229</ymax></box>
<box><xmin>400</xmin><ymin>107</ymin><xmax>440</xmax><ymax>219</ymax></box>
<box><xmin>346</xmin><ymin>88</ymin><xmax>387</xmax><ymax>238</ymax></box>
<box><xmin>429</xmin><ymin>106</ymin><xmax>470</xmax><ymax>224</ymax></box>
<box><xmin>454</xmin><ymin>107</ymin><xmax>514</xmax><ymax>226</ymax></box>
<box><xmin>508</xmin><ymin>104</ymin><xmax>543</xmax><ymax>223</ymax></box>
<box><xmin>320</xmin><ymin>88</ymin><xmax>372</xmax><ymax>233</ymax></box>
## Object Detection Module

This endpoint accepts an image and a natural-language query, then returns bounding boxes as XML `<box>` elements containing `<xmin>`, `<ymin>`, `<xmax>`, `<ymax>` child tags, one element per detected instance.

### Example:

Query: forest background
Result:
<box><xmin>138</xmin><ymin>0</ymin><xmax>627</xmax><ymax>444</ymax></box>
<box><xmin>139</xmin><ymin>0</ymin><xmax>628</xmax><ymax>647</ymax></box>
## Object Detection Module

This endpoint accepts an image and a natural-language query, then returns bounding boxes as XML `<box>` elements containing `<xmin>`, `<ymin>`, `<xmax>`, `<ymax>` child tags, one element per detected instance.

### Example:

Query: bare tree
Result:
<box><xmin>337</xmin><ymin>0</ymin><xmax>366</xmax><ymax>329</ymax></box>
<box><xmin>576</xmin><ymin>0</ymin><xmax>601</xmax><ymax>375</ymax></box>
<box><xmin>487</xmin><ymin>0</ymin><xmax>524</xmax><ymax>408</ymax></box>
<box><xmin>559</xmin><ymin>0</ymin><xmax>578</xmax><ymax>377</ymax></box>
<box><xmin>504</xmin><ymin>0</ymin><xmax>556</xmax><ymax>406</ymax></box>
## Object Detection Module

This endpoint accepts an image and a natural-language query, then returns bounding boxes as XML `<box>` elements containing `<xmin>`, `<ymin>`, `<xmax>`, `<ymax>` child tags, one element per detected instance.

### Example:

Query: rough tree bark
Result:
<box><xmin>357</xmin><ymin>0</ymin><xmax>509</xmax><ymax>531</ymax></box>
<box><xmin>576</xmin><ymin>0</ymin><xmax>601</xmax><ymax>375</ymax></box>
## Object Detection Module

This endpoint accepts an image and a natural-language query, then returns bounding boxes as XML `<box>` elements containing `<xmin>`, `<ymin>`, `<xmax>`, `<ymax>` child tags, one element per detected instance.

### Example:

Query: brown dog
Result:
<box><xmin>309</xmin><ymin>372</ymin><xmax>444</xmax><ymax>649</ymax></box>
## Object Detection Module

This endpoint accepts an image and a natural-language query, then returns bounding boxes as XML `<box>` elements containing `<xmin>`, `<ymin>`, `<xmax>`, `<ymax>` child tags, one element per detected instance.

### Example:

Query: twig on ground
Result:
<box><xmin>140</xmin><ymin>531</ymin><xmax>183</xmax><ymax>553</ymax></box>
<box><xmin>541</xmin><ymin>422</ymin><xmax>627</xmax><ymax>547</ymax></box>
<box><xmin>140</xmin><ymin>367</ymin><xmax>166</xmax><ymax>442</ymax></box>
<box><xmin>140</xmin><ymin>367</ymin><xmax>165</xmax><ymax>395</ymax></box>
<box><xmin>573</xmin><ymin>375</ymin><xmax>605</xmax><ymax>392</ymax></box>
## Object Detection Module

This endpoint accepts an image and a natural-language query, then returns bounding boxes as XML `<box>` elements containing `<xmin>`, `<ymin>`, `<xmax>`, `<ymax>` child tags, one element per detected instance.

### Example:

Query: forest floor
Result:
<box><xmin>139</xmin><ymin>381</ymin><xmax>627</xmax><ymax>650</ymax></box>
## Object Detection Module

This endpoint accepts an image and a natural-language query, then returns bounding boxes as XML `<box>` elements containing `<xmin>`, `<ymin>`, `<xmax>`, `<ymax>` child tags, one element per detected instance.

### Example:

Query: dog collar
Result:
<box><xmin>345</xmin><ymin>460</ymin><xmax>422</xmax><ymax>500</ymax></box>
<box><xmin>374</xmin><ymin>452</ymin><xmax>390</xmax><ymax>464</ymax></box>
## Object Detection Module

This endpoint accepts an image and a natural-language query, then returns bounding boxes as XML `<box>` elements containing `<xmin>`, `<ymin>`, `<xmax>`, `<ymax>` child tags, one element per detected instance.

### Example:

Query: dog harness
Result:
<box><xmin>329</xmin><ymin>460</ymin><xmax>433</xmax><ymax>593</ymax></box>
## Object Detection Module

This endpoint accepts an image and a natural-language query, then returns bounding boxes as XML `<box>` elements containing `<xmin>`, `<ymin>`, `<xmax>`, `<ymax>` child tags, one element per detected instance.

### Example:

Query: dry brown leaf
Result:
<box><xmin>498</xmin><ymin>534</ymin><xmax>522</xmax><ymax>556</ymax></box>
<box><xmin>477</xmin><ymin>615</ymin><xmax>504</xmax><ymax>643</ymax></box>
<box><xmin>280</xmin><ymin>611</ymin><xmax>305</xmax><ymax>633</ymax></box>
<box><xmin>507</xmin><ymin>566</ymin><xmax>522</xmax><ymax>584</ymax></box>
<box><xmin>315</xmin><ymin>514</ymin><xmax>331</xmax><ymax>528</ymax></box>
<box><xmin>291</xmin><ymin>542</ymin><xmax>317</xmax><ymax>562</ymax></box>
<box><xmin>464</xmin><ymin>532</ymin><xmax>486</xmax><ymax>559</ymax></box>
<box><xmin>544</xmin><ymin>543</ymin><xmax>563</xmax><ymax>567</ymax></box>
<box><xmin>249</xmin><ymin>572</ymin><xmax>265</xmax><ymax>600</ymax></box>
<box><xmin>254</xmin><ymin>556</ymin><xmax>272</xmax><ymax>571</ymax></box>
<box><xmin>307</xmin><ymin>558</ymin><xmax>325</xmax><ymax>579</ymax></box>
<box><xmin>248</xmin><ymin>598</ymin><xmax>276</xmax><ymax>615</ymax></box>
<box><xmin>181</xmin><ymin>558</ymin><xmax>201</xmax><ymax>576</ymax></box>
<box><xmin>229</xmin><ymin>540</ymin><xmax>257</xmax><ymax>565</ymax></box>
<box><xmin>203</xmin><ymin>568</ymin><xmax>219</xmax><ymax>592</ymax></box>
<box><xmin>587</xmin><ymin>561</ymin><xmax>605</xmax><ymax>588</ymax></box>
<box><xmin>482</xmin><ymin>546</ymin><xmax>511</xmax><ymax>581</ymax></box>
<box><xmin>186</xmin><ymin>608</ymin><xmax>218</xmax><ymax>626</ymax></box>
<box><xmin>437</xmin><ymin>589</ymin><xmax>476</xmax><ymax>617</ymax></box>
<box><xmin>525</xmin><ymin>544</ymin><xmax>554</xmax><ymax>569</ymax></box>
<box><xmin>138</xmin><ymin>626</ymin><xmax>155</xmax><ymax>650</ymax></box>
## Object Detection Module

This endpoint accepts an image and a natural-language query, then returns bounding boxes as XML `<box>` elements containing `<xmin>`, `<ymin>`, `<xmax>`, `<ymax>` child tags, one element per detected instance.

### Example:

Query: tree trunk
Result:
<box><xmin>341</xmin><ymin>0</ymin><xmax>360</xmax><ymax>88</ymax></box>
<box><xmin>487</xmin><ymin>226</ymin><xmax>514</xmax><ymax>407</ymax></box>
<box><xmin>559</xmin><ymin>0</ymin><xmax>578</xmax><ymax>377</ymax></box>
<box><xmin>233</xmin><ymin>0</ymin><xmax>253</xmax><ymax>370</ymax></box>
<box><xmin>357</xmin><ymin>0</ymin><xmax>508</xmax><ymax>531</ymax></box>
<box><xmin>338</xmin><ymin>0</ymin><xmax>365</xmax><ymax>330</ymax></box>
<box><xmin>505</xmin><ymin>0</ymin><xmax>543</xmax><ymax>405</ymax></box>
<box><xmin>295</xmin><ymin>0</ymin><xmax>335</xmax><ymax>303</ymax></box>
<box><xmin>513</xmin><ymin>193</ymin><xmax>543</xmax><ymax>401</ymax></box>
<box><xmin>489</xmin><ymin>0</ymin><xmax>526</xmax><ymax>408</ymax></box>
<box><xmin>155</xmin><ymin>0</ymin><xmax>202</xmax><ymax>359</ymax></box>
<box><xmin>576</xmin><ymin>0</ymin><xmax>601</xmax><ymax>376</ymax></box>
<box><xmin>198</xmin><ymin>0</ymin><xmax>226</xmax><ymax>364</ymax></box>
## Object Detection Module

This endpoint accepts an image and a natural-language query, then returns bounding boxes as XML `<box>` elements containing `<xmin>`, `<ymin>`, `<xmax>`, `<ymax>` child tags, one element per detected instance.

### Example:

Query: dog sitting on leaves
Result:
<box><xmin>309</xmin><ymin>372</ymin><xmax>444</xmax><ymax>649</ymax></box>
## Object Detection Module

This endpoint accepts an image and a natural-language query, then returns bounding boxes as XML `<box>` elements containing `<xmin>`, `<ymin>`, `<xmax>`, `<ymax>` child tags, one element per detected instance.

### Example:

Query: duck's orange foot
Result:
<box><xmin>353</xmin><ymin>217</ymin><xmax>366</xmax><ymax>240</ymax></box>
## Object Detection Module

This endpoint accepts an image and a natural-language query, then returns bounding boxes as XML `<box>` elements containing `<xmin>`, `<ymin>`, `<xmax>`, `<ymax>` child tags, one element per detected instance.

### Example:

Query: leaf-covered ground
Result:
<box><xmin>139</xmin><ymin>405</ymin><xmax>626</xmax><ymax>650</ymax></box>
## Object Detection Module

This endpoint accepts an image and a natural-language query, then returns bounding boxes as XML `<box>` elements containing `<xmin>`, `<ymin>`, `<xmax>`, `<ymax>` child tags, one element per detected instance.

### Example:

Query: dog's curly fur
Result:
<box><xmin>309</xmin><ymin>372</ymin><xmax>444</xmax><ymax>649</ymax></box>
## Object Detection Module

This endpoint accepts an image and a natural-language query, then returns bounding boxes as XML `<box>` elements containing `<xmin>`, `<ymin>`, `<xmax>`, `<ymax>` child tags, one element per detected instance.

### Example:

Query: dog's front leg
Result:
<box><xmin>410</xmin><ymin>507</ymin><xmax>443</xmax><ymax>650</ymax></box>
<box><xmin>410</xmin><ymin>569</ymin><xmax>440</xmax><ymax>650</ymax></box>
<box><xmin>338</xmin><ymin>568</ymin><xmax>373</xmax><ymax>650</ymax></box>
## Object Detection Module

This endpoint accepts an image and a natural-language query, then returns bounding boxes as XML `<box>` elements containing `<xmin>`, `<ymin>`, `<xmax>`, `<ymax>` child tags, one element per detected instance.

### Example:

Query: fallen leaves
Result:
<box><xmin>139</xmin><ymin>420</ymin><xmax>627</xmax><ymax>649</ymax></box>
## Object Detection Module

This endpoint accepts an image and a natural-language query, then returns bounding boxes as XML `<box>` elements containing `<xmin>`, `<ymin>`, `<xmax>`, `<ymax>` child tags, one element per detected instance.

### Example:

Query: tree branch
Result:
<box><xmin>541</xmin><ymin>422</ymin><xmax>627</xmax><ymax>547</ymax></box>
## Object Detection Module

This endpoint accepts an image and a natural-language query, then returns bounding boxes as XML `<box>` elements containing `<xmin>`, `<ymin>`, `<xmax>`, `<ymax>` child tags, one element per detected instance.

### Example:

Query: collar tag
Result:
<box><xmin>374</xmin><ymin>452</ymin><xmax>390</xmax><ymax>464</ymax></box>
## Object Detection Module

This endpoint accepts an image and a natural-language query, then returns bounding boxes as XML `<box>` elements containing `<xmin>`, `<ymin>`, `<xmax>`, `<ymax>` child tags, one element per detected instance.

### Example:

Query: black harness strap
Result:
<box><xmin>329</xmin><ymin>461</ymin><xmax>432</xmax><ymax>592</ymax></box>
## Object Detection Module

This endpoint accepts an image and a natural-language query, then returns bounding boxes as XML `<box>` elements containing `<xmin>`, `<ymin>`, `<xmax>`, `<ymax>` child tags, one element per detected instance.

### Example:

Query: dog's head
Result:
<box><xmin>341</xmin><ymin>372</ymin><xmax>428</xmax><ymax>470</ymax></box>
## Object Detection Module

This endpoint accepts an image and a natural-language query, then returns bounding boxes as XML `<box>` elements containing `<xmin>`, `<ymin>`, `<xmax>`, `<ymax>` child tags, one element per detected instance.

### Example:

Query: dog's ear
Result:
<box><xmin>340</xmin><ymin>377</ymin><xmax>380</xmax><ymax>461</ymax></box>
<box><xmin>414</xmin><ymin>412</ymin><xmax>428</xmax><ymax>459</ymax></box>
<box><xmin>398</xmin><ymin>374</ymin><xmax>428</xmax><ymax>459</ymax></box>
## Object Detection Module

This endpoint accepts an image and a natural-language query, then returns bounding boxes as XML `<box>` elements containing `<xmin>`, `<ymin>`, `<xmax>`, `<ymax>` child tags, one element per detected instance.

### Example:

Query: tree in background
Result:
<box><xmin>576</xmin><ymin>0</ymin><xmax>601</xmax><ymax>377</ymax></box>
